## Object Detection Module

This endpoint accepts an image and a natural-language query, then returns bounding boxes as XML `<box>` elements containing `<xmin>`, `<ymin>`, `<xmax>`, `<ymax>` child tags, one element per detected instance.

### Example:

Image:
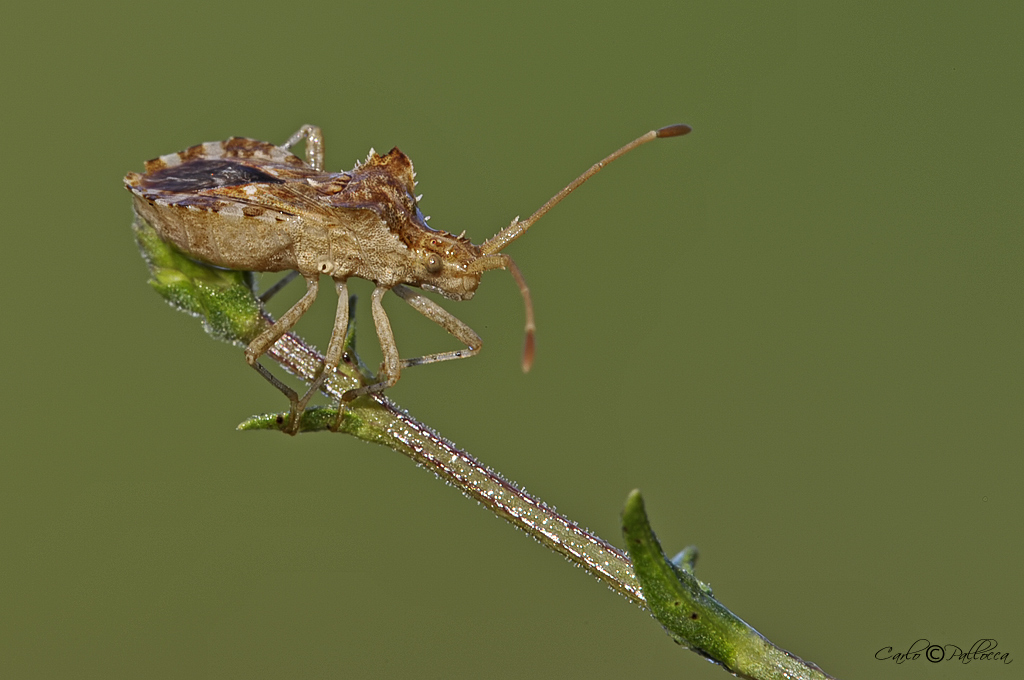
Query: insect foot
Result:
<box><xmin>126</xmin><ymin>123</ymin><xmax>690</xmax><ymax>433</ymax></box>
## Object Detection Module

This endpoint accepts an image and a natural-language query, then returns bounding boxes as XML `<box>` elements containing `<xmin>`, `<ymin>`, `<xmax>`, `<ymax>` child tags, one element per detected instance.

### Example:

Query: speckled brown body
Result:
<box><xmin>126</xmin><ymin>122</ymin><xmax>686</xmax><ymax>434</ymax></box>
<box><xmin>125</xmin><ymin>136</ymin><xmax>483</xmax><ymax>300</ymax></box>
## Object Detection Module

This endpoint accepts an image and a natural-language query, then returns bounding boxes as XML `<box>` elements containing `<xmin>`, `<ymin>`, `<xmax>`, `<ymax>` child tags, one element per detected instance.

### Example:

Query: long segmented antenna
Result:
<box><xmin>481</xmin><ymin>124</ymin><xmax>692</xmax><ymax>256</ymax></box>
<box><xmin>471</xmin><ymin>124</ymin><xmax>691</xmax><ymax>373</ymax></box>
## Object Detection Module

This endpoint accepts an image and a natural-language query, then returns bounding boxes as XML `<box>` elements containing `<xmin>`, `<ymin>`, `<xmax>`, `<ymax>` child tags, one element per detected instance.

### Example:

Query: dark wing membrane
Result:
<box><xmin>131</xmin><ymin>155</ymin><xmax>361</xmax><ymax>223</ymax></box>
<box><xmin>139</xmin><ymin>159</ymin><xmax>286</xmax><ymax>193</ymax></box>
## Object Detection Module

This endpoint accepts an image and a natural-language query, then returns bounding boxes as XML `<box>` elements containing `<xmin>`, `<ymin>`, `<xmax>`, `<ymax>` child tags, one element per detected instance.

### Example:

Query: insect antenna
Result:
<box><xmin>480</xmin><ymin>124</ymin><xmax>692</xmax><ymax>256</ymax></box>
<box><xmin>465</xmin><ymin>253</ymin><xmax>535</xmax><ymax>371</ymax></box>
<box><xmin>471</xmin><ymin>124</ymin><xmax>690</xmax><ymax>372</ymax></box>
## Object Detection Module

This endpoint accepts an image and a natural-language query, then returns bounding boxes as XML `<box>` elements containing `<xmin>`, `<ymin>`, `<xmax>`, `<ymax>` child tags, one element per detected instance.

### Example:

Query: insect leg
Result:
<box><xmin>258</xmin><ymin>270</ymin><xmax>300</xmax><ymax>303</ymax></box>
<box><xmin>391</xmin><ymin>285</ymin><xmax>482</xmax><ymax>368</ymax></box>
<box><xmin>244</xmin><ymin>274</ymin><xmax>319</xmax><ymax>434</ymax></box>
<box><xmin>282</xmin><ymin>125</ymin><xmax>325</xmax><ymax>171</ymax></box>
<box><xmin>341</xmin><ymin>285</ymin><xmax>400</xmax><ymax>403</ymax></box>
<box><xmin>291</xmin><ymin>279</ymin><xmax>349</xmax><ymax>430</ymax></box>
<box><xmin>251</xmin><ymin>362</ymin><xmax>299</xmax><ymax>417</ymax></box>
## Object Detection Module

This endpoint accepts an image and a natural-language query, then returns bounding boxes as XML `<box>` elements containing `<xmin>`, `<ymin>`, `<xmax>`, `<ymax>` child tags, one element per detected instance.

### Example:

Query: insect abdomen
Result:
<box><xmin>131</xmin><ymin>193</ymin><xmax>299</xmax><ymax>272</ymax></box>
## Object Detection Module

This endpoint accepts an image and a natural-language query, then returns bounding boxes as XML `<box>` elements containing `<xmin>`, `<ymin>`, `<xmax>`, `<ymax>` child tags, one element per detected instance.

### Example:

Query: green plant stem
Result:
<box><xmin>133</xmin><ymin>214</ymin><xmax>837</xmax><ymax>679</ymax></box>
<box><xmin>250</xmin><ymin>338</ymin><xmax>834</xmax><ymax>680</ymax></box>
<box><xmin>250</xmin><ymin>329</ymin><xmax>647</xmax><ymax>604</ymax></box>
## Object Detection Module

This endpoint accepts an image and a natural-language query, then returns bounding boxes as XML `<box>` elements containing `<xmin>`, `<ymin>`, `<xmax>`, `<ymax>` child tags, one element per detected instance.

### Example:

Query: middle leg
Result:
<box><xmin>293</xmin><ymin>279</ymin><xmax>349</xmax><ymax>432</ymax></box>
<box><xmin>341</xmin><ymin>285</ymin><xmax>400</xmax><ymax>403</ymax></box>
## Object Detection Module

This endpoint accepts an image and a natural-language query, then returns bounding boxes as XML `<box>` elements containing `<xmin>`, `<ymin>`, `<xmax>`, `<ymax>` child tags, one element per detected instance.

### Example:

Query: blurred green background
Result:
<box><xmin>1</xmin><ymin>1</ymin><xmax>1020</xmax><ymax>678</ymax></box>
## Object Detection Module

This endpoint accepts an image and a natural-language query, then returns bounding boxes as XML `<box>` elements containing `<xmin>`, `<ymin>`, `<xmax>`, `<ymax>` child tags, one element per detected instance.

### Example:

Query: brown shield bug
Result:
<box><xmin>125</xmin><ymin>123</ymin><xmax>692</xmax><ymax>434</ymax></box>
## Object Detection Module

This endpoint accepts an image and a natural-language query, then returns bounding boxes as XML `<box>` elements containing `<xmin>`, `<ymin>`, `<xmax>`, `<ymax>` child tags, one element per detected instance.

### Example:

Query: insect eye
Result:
<box><xmin>430</xmin><ymin>239</ymin><xmax>442</xmax><ymax>247</ymax></box>
<box><xmin>426</xmin><ymin>254</ymin><xmax>443</xmax><ymax>274</ymax></box>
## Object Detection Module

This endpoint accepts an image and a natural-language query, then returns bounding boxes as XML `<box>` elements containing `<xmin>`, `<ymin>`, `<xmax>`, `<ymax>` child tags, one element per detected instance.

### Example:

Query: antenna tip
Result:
<box><xmin>522</xmin><ymin>330</ymin><xmax>535</xmax><ymax>373</ymax></box>
<box><xmin>656</xmin><ymin>124</ymin><xmax>693</xmax><ymax>138</ymax></box>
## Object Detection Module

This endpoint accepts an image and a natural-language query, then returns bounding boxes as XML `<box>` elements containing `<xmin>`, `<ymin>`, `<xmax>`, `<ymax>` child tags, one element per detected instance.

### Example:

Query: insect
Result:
<box><xmin>125</xmin><ymin>123</ymin><xmax>691</xmax><ymax>434</ymax></box>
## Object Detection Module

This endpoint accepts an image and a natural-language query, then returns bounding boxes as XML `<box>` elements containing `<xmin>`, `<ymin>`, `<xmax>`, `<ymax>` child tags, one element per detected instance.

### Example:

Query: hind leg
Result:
<box><xmin>245</xmin><ymin>274</ymin><xmax>319</xmax><ymax>434</ymax></box>
<box><xmin>282</xmin><ymin>125</ymin><xmax>324</xmax><ymax>171</ymax></box>
<box><xmin>258</xmin><ymin>270</ymin><xmax>299</xmax><ymax>303</ymax></box>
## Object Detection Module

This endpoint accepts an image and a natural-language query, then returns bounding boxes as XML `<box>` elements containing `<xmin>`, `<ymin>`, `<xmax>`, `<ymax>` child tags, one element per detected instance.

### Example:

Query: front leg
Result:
<box><xmin>391</xmin><ymin>285</ymin><xmax>482</xmax><ymax>368</ymax></box>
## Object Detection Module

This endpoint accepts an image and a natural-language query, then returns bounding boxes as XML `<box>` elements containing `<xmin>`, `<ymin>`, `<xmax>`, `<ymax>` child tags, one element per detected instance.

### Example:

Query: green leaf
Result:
<box><xmin>132</xmin><ymin>215</ymin><xmax>265</xmax><ymax>345</ymax></box>
<box><xmin>622</xmin><ymin>491</ymin><xmax>835</xmax><ymax>680</ymax></box>
<box><xmin>622</xmin><ymin>490</ymin><xmax>746</xmax><ymax>663</ymax></box>
<box><xmin>132</xmin><ymin>211</ymin><xmax>838</xmax><ymax>679</ymax></box>
<box><xmin>237</xmin><ymin>405</ymin><xmax>360</xmax><ymax>433</ymax></box>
